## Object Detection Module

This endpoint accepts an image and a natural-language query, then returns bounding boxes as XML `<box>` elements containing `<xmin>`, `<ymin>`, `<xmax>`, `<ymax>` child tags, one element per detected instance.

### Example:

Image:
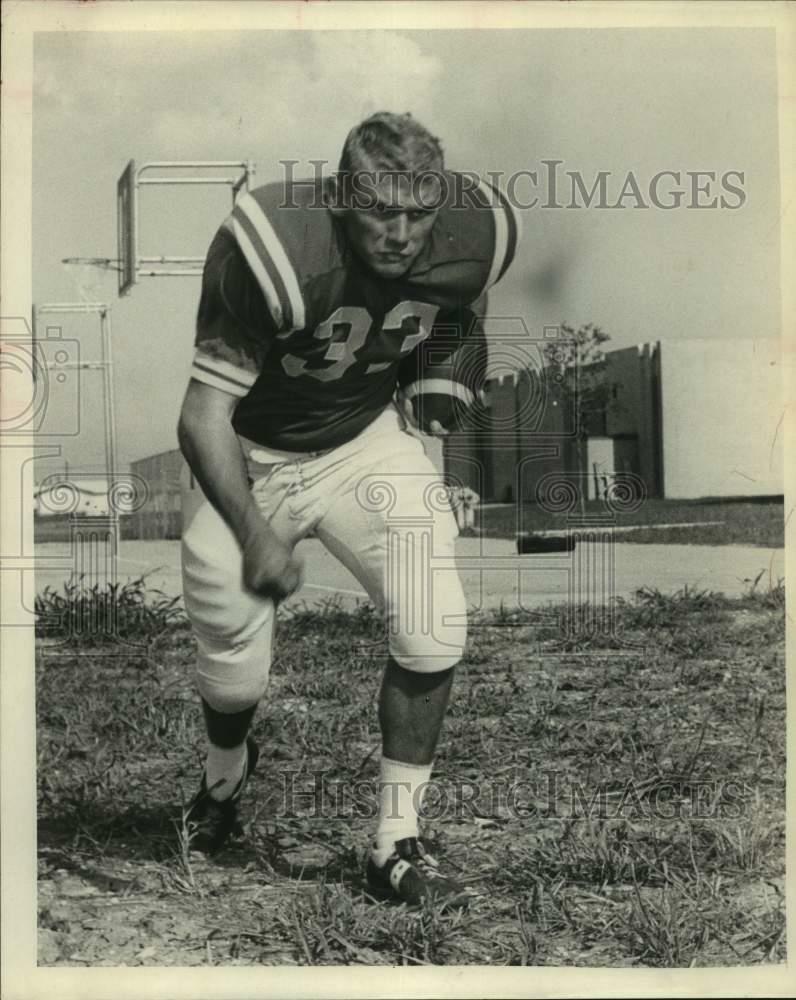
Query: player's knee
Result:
<box><xmin>391</xmin><ymin>647</ymin><xmax>464</xmax><ymax>674</ymax></box>
<box><xmin>197</xmin><ymin>669</ymin><xmax>269</xmax><ymax>715</ymax></box>
<box><xmin>387</xmin><ymin>565</ymin><xmax>467</xmax><ymax>673</ymax></box>
<box><xmin>390</xmin><ymin>617</ymin><xmax>467</xmax><ymax>674</ymax></box>
<box><xmin>194</xmin><ymin>620</ymin><xmax>273</xmax><ymax>713</ymax></box>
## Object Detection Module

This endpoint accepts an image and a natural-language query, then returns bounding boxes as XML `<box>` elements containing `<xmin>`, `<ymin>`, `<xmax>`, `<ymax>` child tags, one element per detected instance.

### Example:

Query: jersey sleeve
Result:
<box><xmin>228</xmin><ymin>188</ymin><xmax>307</xmax><ymax>334</ymax></box>
<box><xmin>473</xmin><ymin>179</ymin><xmax>521</xmax><ymax>297</ymax></box>
<box><xmin>190</xmin><ymin>224</ymin><xmax>275</xmax><ymax>398</ymax></box>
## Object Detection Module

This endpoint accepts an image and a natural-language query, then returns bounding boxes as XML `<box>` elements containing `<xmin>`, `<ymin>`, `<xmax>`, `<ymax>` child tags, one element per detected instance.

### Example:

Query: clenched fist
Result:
<box><xmin>241</xmin><ymin>531</ymin><xmax>303</xmax><ymax>603</ymax></box>
<box><xmin>399</xmin><ymin>392</ymin><xmax>449</xmax><ymax>438</ymax></box>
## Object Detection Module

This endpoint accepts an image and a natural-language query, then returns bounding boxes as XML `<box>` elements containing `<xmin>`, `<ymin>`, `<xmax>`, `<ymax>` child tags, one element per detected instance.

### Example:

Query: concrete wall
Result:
<box><xmin>489</xmin><ymin>376</ymin><xmax>521</xmax><ymax>502</ymax></box>
<box><xmin>444</xmin><ymin>367</ymin><xmax>572</xmax><ymax>504</ymax></box>
<box><xmin>444</xmin><ymin>427</ymin><xmax>484</xmax><ymax>495</ymax></box>
<box><xmin>605</xmin><ymin>347</ymin><xmax>644</xmax><ymax>437</ymax></box>
<box><xmin>515</xmin><ymin>368</ymin><xmax>571</xmax><ymax>503</ymax></box>
<box><xmin>658</xmin><ymin>339</ymin><xmax>783</xmax><ymax>498</ymax></box>
<box><xmin>604</xmin><ymin>344</ymin><xmax>663</xmax><ymax>496</ymax></box>
<box><xmin>444</xmin><ymin>346</ymin><xmax>661</xmax><ymax>504</ymax></box>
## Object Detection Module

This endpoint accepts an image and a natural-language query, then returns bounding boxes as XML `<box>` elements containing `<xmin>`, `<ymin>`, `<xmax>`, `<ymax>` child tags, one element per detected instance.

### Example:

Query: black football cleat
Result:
<box><xmin>184</xmin><ymin>737</ymin><xmax>260</xmax><ymax>855</ymax></box>
<box><xmin>365</xmin><ymin>837</ymin><xmax>472</xmax><ymax>910</ymax></box>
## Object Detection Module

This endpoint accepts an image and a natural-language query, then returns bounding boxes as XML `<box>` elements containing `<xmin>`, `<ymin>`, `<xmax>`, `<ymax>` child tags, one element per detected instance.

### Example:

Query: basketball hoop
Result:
<box><xmin>61</xmin><ymin>257</ymin><xmax>121</xmax><ymax>304</ymax></box>
<box><xmin>114</xmin><ymin>159</ymin><xmax>255</xmax><ymax>295</ymax></box>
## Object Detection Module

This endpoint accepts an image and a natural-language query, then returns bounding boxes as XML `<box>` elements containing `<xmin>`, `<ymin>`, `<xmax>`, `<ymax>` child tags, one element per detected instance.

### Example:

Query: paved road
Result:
<box><xmin>32</xmin><ymin>535</ymin><xmax>785</xmax><ymax>612</ymax></box>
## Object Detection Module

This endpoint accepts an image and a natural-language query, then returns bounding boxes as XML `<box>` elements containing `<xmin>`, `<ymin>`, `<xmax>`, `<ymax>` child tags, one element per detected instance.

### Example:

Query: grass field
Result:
<box><xmin>36</xmin><ymin>580</ymin><xmax>785</xmax><ymax>967</ymax></box>
<box><xmin>478</xmin><ymin>497</ymin><xmax>785</xmax><ymax>548</ymax></box>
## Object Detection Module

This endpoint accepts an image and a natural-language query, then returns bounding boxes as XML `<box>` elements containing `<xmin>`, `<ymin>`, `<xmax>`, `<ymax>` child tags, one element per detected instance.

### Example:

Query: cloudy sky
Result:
<box><xmin>32</xmin><ymin>26</ymin><xmax>781</xmax><ymax>473</ymax></box>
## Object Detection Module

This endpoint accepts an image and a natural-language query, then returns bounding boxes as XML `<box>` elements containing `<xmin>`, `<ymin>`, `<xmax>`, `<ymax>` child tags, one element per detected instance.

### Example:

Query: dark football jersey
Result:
<box><xmin>191</xmin><ymin>172</ymin><xmax>519</xmax><ymax>451</ymax></box>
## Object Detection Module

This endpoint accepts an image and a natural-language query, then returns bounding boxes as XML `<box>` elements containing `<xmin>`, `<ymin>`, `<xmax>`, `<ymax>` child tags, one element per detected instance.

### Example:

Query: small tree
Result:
<box><xmin>543</xmin><ymin>323</ymin><xmax>616</xmax><ymax>515</ymax></box>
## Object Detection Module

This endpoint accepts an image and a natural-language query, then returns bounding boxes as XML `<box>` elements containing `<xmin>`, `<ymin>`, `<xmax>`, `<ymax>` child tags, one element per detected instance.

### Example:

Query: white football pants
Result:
<box><xmin>181</xmin><ymin>407</ymin><xmax>467</xmax><ymax>714</ymax></box>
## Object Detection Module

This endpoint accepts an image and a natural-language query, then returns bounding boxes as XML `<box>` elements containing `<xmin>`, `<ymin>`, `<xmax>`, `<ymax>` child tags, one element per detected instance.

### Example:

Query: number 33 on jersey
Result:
<box><xmin>190</xmin><ymin>173</ymin><xmax>519</xmax><ymax>453</ymax></box>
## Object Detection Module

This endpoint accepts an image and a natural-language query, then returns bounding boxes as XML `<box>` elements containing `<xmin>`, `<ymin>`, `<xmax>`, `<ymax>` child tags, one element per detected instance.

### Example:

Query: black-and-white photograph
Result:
<box><xmin>1</xmin><ymin>1</ymin><xmax>792</xmax><ymax>995</ymax></box>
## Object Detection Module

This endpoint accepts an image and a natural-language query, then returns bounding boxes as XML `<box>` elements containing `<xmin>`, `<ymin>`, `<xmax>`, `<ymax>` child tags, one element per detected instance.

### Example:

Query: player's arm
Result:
<box><xmin>397</xmin><ymin>301</ymin><xmax>488</xmax><ymax>438</ymax></box>
<box><xmin>177</xmin><ymin>381</ymin><xmax>300</xmax><ymax>600</ymax></box>
<box><xmin>178</xmin><ymin>229</ymin><xmax>301</xmax><ymax>601</ymax></box>
<box><xmin>178</xmin><ymin>380</ymin><xmax>261</xmax><ymax>546</ymax></box>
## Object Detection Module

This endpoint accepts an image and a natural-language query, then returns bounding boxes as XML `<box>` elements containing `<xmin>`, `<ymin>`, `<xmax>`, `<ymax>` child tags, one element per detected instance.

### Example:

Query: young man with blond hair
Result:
<box><xmin>179</xmin><ymin>111</ymin><xmax>518</xmax><ymax>906</ymax></box>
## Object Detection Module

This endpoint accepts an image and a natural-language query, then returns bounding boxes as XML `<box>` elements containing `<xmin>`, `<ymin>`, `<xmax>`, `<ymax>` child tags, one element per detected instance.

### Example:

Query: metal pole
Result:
<box><xmin>126</xmin><ymin>160</ymin><xmax>254</xmax><ymax>285</ymax></box>
<box><xmin>138</xmin><ymin>177</ymin><xmax>244</xmax><ymax>186</ymax></box>
<box><xmin>99</xmin><ymin>306</ymin><xmax>120</xmax><ymax>559</ymax></box>
<box><xmin>139</xmin><ymin>256</ymin><xmax>206</xmax><ymax>264</ymax></box>
<box><xmin>34</xmin><ymin>303</ymin><xmax>108</xmax><ymax>315</ymax></box>
<box><xmin>137</xmin><ymin>268</ymin><xmax>204</xmax><ymax>277</ymax></box>
<box><xmin>133</xmin><ymin>165</ymin><xmax>140</xmax><ymax>294</ymax></box>
<box><xmin>233</xmin><ymin>160</ymin><xmax>256</xmax><ymax>202</ymax></box>
<box><xmin>137</xmin><ymin>161</ymin><xmax>249</xmax><ymax>171</ymax></box>
<box><xmin>100</xmin><ymin>307</ymin><xmax>117</xmax><ymax>481</ymax></box>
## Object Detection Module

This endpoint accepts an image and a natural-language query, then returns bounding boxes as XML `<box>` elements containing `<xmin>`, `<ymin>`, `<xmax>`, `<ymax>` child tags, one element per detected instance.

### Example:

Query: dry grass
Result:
<box><xmin>36</xmin><ymin>579</ymin><xmax>785</xmax><ymax>967</ymax></box>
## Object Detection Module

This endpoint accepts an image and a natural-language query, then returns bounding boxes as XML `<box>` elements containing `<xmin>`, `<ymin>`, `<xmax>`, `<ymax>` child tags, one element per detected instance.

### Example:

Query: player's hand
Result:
<box><xmin>241</xmin><ymin>532</ymin><xmax>303</xmax><ymax>603</ymax></box>
<box><xmin>399</xmin><ymin>391</ymin><xmax>419</xmax><ymax>429</ymax></box>
<box><xmin>398</xmin><ymin>393</ymin><xmax>449</xmax><ymax>437</ymax></box>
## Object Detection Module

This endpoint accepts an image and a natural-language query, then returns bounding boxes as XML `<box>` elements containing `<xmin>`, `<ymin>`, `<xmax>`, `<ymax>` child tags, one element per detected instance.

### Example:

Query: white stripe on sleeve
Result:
<box><xmin>402</xmin><ymin>378</ymin><xmax>475</xmax><ymax>405</ymax></box>
<box><xmin>231</xmin><ymin>217</ymin><xmax>285</xmax><ymax>330</ymax></box>
<box><xmin>191</xmin><ymin>352</ymin><xmax>257</xmax><ymax>398</ymax></box>
<box><xmin>477</xmin><ymin>179</ymin><xmax>509</xmax><ymax>294</ymax></box>
<box><xmin>234</xmin><ymin>193</ymin><xmax>306</xmax><ymax>332</ymax></box>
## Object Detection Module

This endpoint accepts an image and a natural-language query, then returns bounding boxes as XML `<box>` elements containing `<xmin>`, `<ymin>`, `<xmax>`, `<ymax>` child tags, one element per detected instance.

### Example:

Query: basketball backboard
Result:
<box><xmin>116</xmin><ymin>160</ymin><xmax>137</xmax><ymax>296</ymax></box>
<box><xmin>115</xmin><ymin>160</ymin><xmax>254</xmax><ymax>297</ymax></box>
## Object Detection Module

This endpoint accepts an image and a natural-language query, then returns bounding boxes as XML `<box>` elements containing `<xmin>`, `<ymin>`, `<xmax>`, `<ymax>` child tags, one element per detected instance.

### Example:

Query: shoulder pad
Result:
<box><xmin>229</xmin><ymin>179</ymin><xmax>337</xmax><ymax>333</ymax></box>
<box><xmin>408</xmin><ymin>172</ymin><xmax>520</xmax><ymax>308</ymax></box>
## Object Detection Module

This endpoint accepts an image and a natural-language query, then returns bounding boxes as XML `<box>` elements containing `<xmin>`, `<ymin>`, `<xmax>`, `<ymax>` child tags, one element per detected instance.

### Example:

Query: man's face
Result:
<box><xmin>342</xmin><ymin>172</ymin><xmax>441</xmax><ymax>279</ymax></box>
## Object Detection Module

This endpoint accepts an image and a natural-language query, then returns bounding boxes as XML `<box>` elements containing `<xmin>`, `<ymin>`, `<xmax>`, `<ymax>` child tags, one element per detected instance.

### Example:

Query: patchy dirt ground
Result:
<box><xmin>36</xmin><ymin>586</ymin><xmax>787</xmax><ymax>967</ymax></box>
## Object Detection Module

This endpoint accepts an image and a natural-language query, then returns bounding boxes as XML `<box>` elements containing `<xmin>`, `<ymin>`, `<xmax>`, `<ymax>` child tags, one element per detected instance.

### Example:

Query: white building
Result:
<box><xmin>656</xmin><ymin>339</ymin><xmax>784</xmax><ymax>498</ymax></box>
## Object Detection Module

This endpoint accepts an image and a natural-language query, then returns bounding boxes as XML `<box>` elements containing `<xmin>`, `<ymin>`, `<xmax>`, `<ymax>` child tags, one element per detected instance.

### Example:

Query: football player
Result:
<box><xmin>178</xmin><ymin>112</ymin><xmax>518</xmax><ymax>908</ymax></box>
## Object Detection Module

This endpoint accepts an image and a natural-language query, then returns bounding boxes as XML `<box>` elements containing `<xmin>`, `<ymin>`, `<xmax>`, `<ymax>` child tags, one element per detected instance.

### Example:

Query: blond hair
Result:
<box><xmin>338</xmin><ymin>111</ymin><xmax>444</xmax><ymax>177</ymax></box>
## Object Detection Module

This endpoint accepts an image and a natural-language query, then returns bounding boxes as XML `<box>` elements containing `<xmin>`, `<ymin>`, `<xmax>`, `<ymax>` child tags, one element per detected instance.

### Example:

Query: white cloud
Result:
<box><xmin>308</xmin><ymin>31</ymin><xmax>442</xmax><ymax>124</ymax></box>
<box><xmin>140</xmin><ymin>31</ymin><xmax>444</xmax><ymax>176</ymax></box>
